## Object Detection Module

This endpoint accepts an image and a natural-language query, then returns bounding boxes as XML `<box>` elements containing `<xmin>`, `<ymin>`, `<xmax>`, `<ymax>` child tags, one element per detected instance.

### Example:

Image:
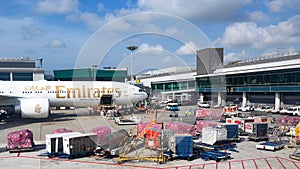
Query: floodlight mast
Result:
<box><xmin>126</xmin><ymin>46</ymin><xmax>138</xmax><ymax>82</ymax></box>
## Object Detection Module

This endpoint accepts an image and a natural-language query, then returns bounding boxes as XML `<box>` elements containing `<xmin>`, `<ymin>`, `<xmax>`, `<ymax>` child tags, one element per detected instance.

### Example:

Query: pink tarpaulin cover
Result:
<box><xmin>195</xmin><ymin>120</ymin><xmax>219</xmax><ymax>133</ymax></box>
<box><xmin>51</xmin><ymin>128</ymin><xmax>74</xmax><ymax>134</ymax></box>
<box><xmin>6</xmin><ymin>129</ymin><xmax>34</xmax><ymax>149</ymax></box>
<box><xmin>90</xmin><ymin>126</ymin><xmax>111</xmax><ymax>142</ymax></box>
<box><xmin>195</xmin><ymin>109</ymin><xmax>223</xmax><ymax>120</ymax></box>
<box><xmin>277</xmin><ymin>116</ymin><xmax>300</xmax><ymax>126</ymax></box>
<box><xmin>165</xmin><ymin>122</ymin><xmax>196</xmax><ymax>136</ymax></box>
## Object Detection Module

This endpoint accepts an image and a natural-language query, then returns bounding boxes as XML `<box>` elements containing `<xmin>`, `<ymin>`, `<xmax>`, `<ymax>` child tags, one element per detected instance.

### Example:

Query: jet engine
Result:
<box><xmin>18</xmin><ymin>98</ymin><xmax>50</xmax><ymax>118</ymax></box>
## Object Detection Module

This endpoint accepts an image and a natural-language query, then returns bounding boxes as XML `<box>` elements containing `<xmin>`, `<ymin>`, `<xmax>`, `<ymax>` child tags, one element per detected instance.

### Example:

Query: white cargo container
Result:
<box><xmin>46</xmin><ymin>132</ymin><xmax>81</xmax><ymax>154</ymax></box>
<box><xmin>62</xmin><ymin>133</ymin><xmax>98</xmax><ymax>158</ymax></box>
<box><xmin>202</xmin><ymin>127</ymin><xmax>227</xmax><ymax>145</ymax></box>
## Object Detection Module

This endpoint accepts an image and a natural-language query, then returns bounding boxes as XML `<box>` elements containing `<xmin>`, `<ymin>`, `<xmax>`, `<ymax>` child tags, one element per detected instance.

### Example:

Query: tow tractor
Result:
<box><xmin>290</xmin><ymin>146</ymin><xmax>300</xmax><ymax>160</ymax></box>
<box><xmin>114</xmin><ymin>116</ymin><xmax>141</xmax><ymax>125</ymax></box>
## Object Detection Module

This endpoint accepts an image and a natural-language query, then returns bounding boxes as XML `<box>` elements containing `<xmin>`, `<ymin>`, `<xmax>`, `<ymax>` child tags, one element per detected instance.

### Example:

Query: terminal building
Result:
<box><xmin>138</xmin><ymin>48</ymin><xmax>300</xmax><ymax>109</ymax></box>
<box><xmin>137</xmin><ymin>67</ymin><xmax>197</xmax><ymax>104</ymax></box>
<box><xmin>0</xmin><ymin>57</ymin><xmax>44</xmax><ymax>81</ymax></box>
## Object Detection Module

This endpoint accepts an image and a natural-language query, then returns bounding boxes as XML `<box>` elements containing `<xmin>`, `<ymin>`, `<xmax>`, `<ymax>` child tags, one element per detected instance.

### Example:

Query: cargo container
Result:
<box><xmin>219</xmin><ymin>124</ymin><xmax>239</xmax><ymax>141</ymax></box>
<box><xmin>202</xmin><ymin>127</ymin><xmax>227</xmax><ymax>145</ymax></box>
<box><xmin>226</xmin><ymin>117</ymin><xmax>255</xmax><ymax>134</ymax></box>
<box><xmin>145</xmin><ymin>128</ymin><xmax>174</xmax><ymax>150</ymax></box>
<box><xmin>46</xmin><ymin>132</ymin><xmax>82</xmax><ymax>156</ymax></box>
<box><xmin>95</xmin><ymin>129</ymin><xmax>129</xmax><ymax>157</ymax></box>
<box><xmin>167</xmin><ymin>135</ymin><xmax>194</xmax><ymax>160</ymax></box>
<box><xmin>245</xmin><ymin>122</ymin><xmax>268</xmax><ymax>141</ymax></box>
<box><xmin>62</xmin><ymin>133</ymin><xmax>98</xmax><ymax>158</ymax></box>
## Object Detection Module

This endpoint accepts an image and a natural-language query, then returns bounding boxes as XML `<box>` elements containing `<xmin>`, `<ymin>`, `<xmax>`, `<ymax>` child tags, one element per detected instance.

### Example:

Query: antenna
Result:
<box><xmin>36</xmin><ymin>58</ymin><xmax>43</xmax><ymax>68</ymax></box>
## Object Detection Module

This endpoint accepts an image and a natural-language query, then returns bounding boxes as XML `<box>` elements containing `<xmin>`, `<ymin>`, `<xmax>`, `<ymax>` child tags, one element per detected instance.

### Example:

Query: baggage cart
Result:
<box><xmin>256</xmin><ymin>141</ymin><xmax>284</xmax><ymax>151</ymax></box>
<box><xmin>201</xmin><ymin>150</ymin><xmax>231</xmax><ymax>162</ymax></box>
<box><xmin>6</xmin><ymin>129</ymin><xmax>35</xmax><ymax>153</ymax></box>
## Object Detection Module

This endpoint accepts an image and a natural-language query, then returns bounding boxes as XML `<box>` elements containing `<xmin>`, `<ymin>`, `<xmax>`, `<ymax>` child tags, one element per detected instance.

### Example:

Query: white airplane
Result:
<box><xmin>0</xmin><ymin>81</ymin><xmax>148</xmax><ymax>119</ymax></box>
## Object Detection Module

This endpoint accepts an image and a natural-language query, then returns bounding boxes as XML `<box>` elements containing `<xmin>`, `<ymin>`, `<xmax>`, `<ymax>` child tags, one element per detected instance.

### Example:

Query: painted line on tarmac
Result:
<box><xmin>0</xmin><ymin>155</ymin><xmax>166</xmax><ymax>169</ymax></box>
<box><xmin>1</xmin><ymin>155</ymin><xmax>299</xmax><ymax>169</ymax></box>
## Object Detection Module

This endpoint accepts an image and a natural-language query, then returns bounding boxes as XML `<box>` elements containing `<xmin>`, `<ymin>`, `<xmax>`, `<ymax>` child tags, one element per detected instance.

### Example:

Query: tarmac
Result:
<box><xmin>0</xmin><ymin>106</ymin><xmax>300</xmax><ymax>169</ymax></box>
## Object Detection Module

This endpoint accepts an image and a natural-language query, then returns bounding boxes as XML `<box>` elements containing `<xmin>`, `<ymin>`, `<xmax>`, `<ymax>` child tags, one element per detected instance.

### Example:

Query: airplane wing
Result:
<box><xmin>0</xmin><ymin>95</ymin><xmax>22</xmax><ymax>106</ymax></box>
<box><xmin>0</xmin><ymin>95</ymin><xmax>21</xmax><ymax>100</ymax></box>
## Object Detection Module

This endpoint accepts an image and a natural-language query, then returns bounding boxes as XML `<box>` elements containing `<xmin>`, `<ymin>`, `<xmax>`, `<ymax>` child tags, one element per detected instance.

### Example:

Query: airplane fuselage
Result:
<box><xmin>0</xmin><ymin>81</ymin><xmax>147</xmax><ymax>107</ymax></box>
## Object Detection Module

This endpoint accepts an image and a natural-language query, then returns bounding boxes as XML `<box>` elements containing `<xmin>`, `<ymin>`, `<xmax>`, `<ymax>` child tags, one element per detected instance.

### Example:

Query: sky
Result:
<box><xmin>0</xmin><ymin>0</ymin><xmax>299</xmax><ymax>74</ymax></box>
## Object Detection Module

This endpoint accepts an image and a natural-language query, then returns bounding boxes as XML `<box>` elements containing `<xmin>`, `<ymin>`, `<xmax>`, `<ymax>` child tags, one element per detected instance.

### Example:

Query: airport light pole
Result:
<box><xmin>126</xmin><ymin>45</ymin><xmax>138</xmax><ymax>82</ymax></box>
<box><xmin>91</xmin><ymin>65</ymin><xmax>98</xmax><ymax>81</ymax></box>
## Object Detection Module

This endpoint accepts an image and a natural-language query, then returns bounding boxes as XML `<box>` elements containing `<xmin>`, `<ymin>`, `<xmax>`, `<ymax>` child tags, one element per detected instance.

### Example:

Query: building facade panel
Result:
<box><xmin>0</xmin><ymin>57</ymin><xmax>44</xmax><ymax>81</ymax></box>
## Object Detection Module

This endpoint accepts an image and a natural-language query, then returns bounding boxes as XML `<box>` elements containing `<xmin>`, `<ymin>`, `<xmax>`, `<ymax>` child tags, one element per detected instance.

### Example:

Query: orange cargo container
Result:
<box><xmin>145</xmin><ymin>129</ymin><xmax>160</xmax><ymax>150</ymax></box>
<box><xmin>144</xmin><ymin>129</ymin><xmax>174</xmax><ymax>150</ymax></box>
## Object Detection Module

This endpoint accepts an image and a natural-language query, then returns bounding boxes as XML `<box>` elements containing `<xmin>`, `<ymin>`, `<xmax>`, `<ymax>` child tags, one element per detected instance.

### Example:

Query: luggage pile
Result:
<box><xmin>277</xmin><ymin>116</ymin><xmax>300</xmax><ymax>126</ymax></box>
<box><xmin>6</xmin><ymin>129</ymin><xmax>34</xmax><ymax>152</ymax></box>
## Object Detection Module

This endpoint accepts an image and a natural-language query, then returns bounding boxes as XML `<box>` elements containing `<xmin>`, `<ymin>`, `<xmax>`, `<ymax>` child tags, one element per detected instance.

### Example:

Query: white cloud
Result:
<box><xmin>224</xmin><ymin>50</ymin><xmax>248</xmax><ymax>63</ymax></box>
<box><xmin>35</xmin><ymin>0</ymin><xmax>79</xmax><ymax>14</ymax></box>
<box><xmin>79</xmin><ymin>12</ymin><xmax>103</xmax><ymax>31</ymax></box>
<box><xmin>65</xmin><ymin>13</ymin><xmax>81</xmax><ymax>22</ymax></box>
<box><xmin>175</xmin><ymin>41</ymin><xmax>199</xmax><ymax>55</ymax></box>
<box><xmin>266</xmin><ymin>0</ymin><xmax>300</xmax><ymax>13</ymax></box>
<box><xmin>137</xmin><ymin>0</ymin><xmax>251</xmax><ymax>22</ymax></box>
<box><xmin>215</xmin><ymin>15</ymin><xmax>300</xmax><ymax>49</ymax></box>
<box><xmin>46</xmin><ymin>39</ymin><xmax>66</xmax><ymax>48</ymax></box>
<box><xmin>247</xmin><ymin>11</ymin><xmax>270</xmax><ymax>22</ymax></box>
<box><xmin>21</xmin><ymin>25</ymin><xmax>45</xmax><ymax>40</ymax></box>
<box><xmin>138</xmin><ymin>43</ymin><xmax>164</xmax><ymax>54</ymax></box>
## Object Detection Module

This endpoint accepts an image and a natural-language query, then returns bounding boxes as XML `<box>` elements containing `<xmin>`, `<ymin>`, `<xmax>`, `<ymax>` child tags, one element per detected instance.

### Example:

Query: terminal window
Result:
<box><xmin>0</xmin><ymin>73</ymin><xmax>10</xmax><ymax>81</ymax></box>
<box><xmin>12</xmin><ymin>73</ymin><xmax>33</xmax><ymax>81</ymax></box>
